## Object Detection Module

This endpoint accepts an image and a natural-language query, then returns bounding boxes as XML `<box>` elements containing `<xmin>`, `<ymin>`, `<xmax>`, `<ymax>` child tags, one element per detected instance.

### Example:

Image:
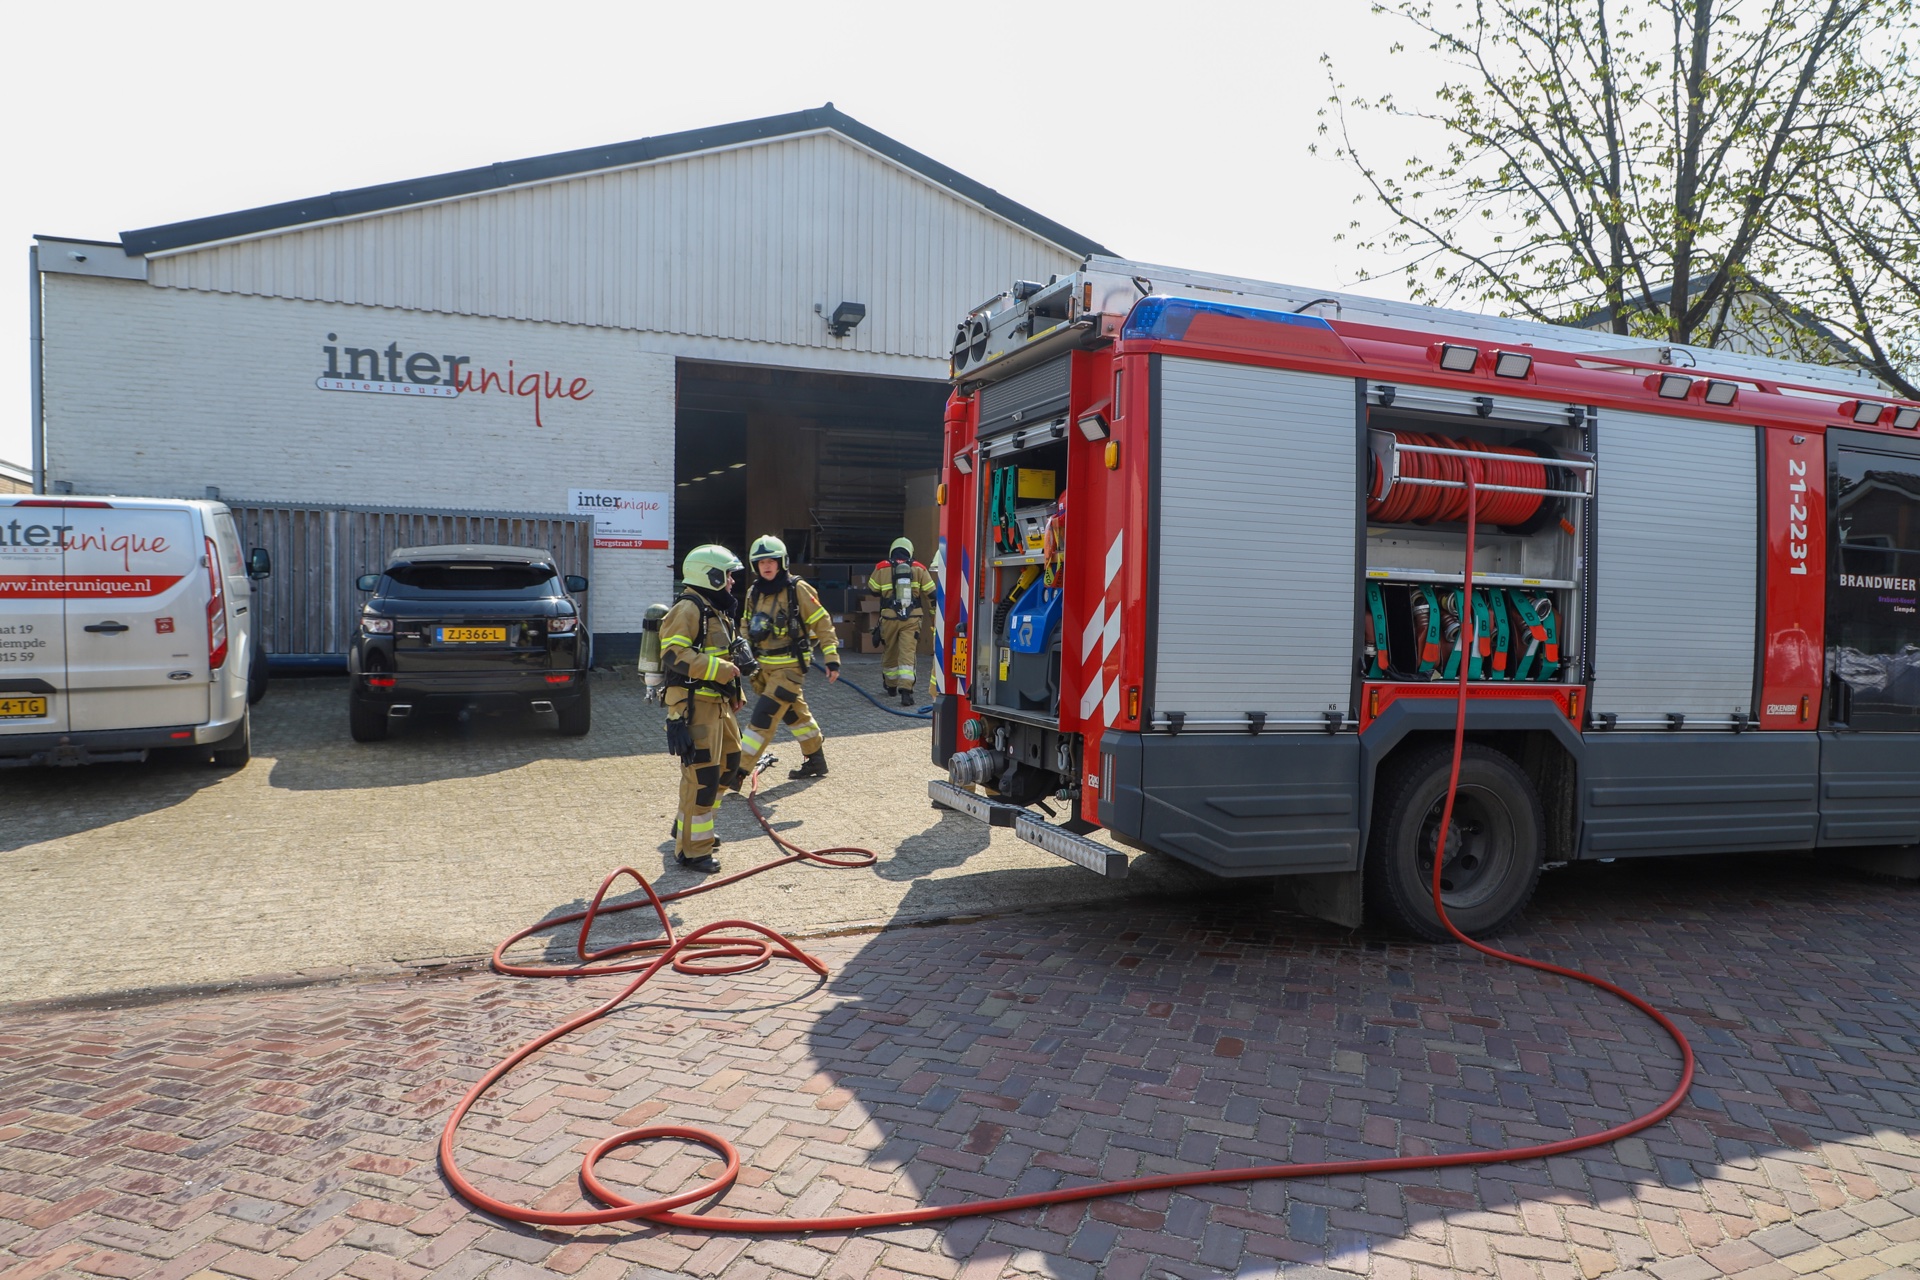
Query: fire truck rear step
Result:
<box><xmin>928</xmin><ymin>780</ymin><xmax>1130</xmax><ymax>877</ymax></box>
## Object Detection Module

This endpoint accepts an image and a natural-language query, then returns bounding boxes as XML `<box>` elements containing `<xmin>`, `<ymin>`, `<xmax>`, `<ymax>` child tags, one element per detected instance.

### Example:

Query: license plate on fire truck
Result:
<box><xmin>0</xmin><ymin>697</ymin><xmax>48</xmax><ymax>718</ymax></box>
<box><xmin>438</xmin><ymin>626</ymin><xmax>506</xmax><ymax>643</ymax></box>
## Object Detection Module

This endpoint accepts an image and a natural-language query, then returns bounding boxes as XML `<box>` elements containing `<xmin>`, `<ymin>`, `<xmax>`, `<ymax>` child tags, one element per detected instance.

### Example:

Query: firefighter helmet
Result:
<box><xmin>682</xmin><ymin>544</ymin><xmax>743</xmax><ymax>590</ymax></box>
<box><xmin>749</xmin><ymin>533</ymin><xmax>789</xmax><ymax>570</ymax></box>
<box><xmin>889</xmin><ymin>536</ymin><xmax>914</xmax><ymax>564</ymax></box>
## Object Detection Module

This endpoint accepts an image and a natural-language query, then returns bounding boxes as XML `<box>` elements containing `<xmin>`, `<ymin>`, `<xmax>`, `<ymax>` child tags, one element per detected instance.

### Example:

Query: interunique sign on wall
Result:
<box><xmin>568</xmin><ymin>489</ymin><xmax>669</xmax><ymax>549</ymax></box>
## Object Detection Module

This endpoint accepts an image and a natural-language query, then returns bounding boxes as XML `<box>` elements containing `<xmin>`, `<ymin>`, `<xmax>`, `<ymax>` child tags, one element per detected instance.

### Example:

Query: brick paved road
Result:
<box><xmin>2</xmin><ymin>854</ymin><xmax>1916</xmax><ymax>1279</ymax></box>
<box><xmin>0</xmin><ymin>660</ymin><xmax>1204</xmax><ymax>1008</ymax></box>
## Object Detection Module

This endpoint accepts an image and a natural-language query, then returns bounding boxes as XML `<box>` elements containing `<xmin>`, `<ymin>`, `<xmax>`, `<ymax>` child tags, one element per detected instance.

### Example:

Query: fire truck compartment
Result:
<box><xmin>1590</xmin><ymin>410</ymin><xmax>1757</xmax><ymax>729</ymax></box>
<box><xmin>1148</xmin><ymin>359</ymin><xmax>1358</xmax><ymax>729</ymax></box>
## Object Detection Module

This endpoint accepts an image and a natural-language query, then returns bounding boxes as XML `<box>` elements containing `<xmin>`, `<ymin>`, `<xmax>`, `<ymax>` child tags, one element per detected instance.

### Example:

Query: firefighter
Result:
<box><xmin>661</xmin><ymin>544</ymin><xmax>747</xmax><ymax>873</ymax></box>
<box><xmin>738</xmin><ymin>534</ymin><xmax>842</xmax><ymax>779</ymax></box>
<box><xmin>865</xmin><ymin>536</ymin><xmax>937</xmax><ymax>705</ymax></box>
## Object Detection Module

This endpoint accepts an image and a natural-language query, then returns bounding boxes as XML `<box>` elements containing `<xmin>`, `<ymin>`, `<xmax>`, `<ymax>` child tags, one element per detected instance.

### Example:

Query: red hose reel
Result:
<box><xmin>1369</xmin><ymin>431</ymin><xmax>1554</xmax><ymax>528</ymax></box>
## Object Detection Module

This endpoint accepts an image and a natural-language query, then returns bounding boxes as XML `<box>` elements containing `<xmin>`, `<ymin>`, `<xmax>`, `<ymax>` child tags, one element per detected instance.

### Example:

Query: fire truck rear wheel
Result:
<box><xmin>1365</xmin><ymin>743</ymin><xmax>1543</xmax><ymax>942</ymax></box>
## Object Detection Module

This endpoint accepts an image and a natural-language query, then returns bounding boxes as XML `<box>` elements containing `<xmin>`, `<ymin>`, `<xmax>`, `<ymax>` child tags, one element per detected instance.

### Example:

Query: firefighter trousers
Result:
<box><xmin>674</xmin><ymin>694</ymin><xmax>741</xmax><ymax>857</ymax></box>
<box><xmin>879</xmin><ymin>616</ymin><xmax>920</xmax><ymax>691</ymax></box>
<box><xmin>739</xmin><ymin>664</ymin><xmax>821</xmax><ymax>769</ymax></box>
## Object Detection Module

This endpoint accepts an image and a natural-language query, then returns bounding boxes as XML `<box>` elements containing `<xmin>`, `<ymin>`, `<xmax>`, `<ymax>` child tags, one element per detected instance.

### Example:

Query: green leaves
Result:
<box><xmin>1326</xmin><ymin>0</ymin><xmax>1913</xmax><ymax>367</ymax></box>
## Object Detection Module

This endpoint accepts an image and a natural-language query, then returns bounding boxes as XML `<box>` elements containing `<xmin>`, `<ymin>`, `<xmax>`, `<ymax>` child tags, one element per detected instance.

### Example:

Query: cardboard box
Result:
<box><xmin>859</xmin><ymin>596</ymin><xmax>882</xmax><ymax>614</ymax></box>
<box><xmin>858</xmin><ymin>627</ymin><xmax>884</xmax><ymax>654</ymax></box>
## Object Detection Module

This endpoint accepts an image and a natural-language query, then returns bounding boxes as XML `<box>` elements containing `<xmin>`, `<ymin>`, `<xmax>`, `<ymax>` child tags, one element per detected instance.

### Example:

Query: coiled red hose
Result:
<box><xmin>441</xmin><ymin>491</ymin><xmax>1695</xmax><ymax>1234</ymax></box>
<box><xmin>1370</xmin><ymin>432</ymin><xmax>1547</xmax><ymax>527</ymax></box>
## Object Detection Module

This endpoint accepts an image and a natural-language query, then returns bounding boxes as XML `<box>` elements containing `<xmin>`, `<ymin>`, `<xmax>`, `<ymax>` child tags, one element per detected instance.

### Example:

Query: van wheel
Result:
<box><xmin>210</xmin><ymin>712</ymin><xmax>252</xmax><ymax>768</ymax></box>
<box><xmin>1364</xmin><ymin>743</ymin><xmax>1542</xmax><ymax>942</ymax></box>
<box><xmin>349</xmin><ymin>696</ymin><xmax>389</xmax><ymax>743</ymax></box>
<box><xmin>556</xmin><ymin>688</ymin><xmax>591</xmax><ymax>737</ymax></box>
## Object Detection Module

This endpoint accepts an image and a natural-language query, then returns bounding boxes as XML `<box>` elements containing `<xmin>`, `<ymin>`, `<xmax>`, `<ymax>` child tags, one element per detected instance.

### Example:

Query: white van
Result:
<box><xmin>0</xmin><ymin>496</ymin><xmax>270</xmax><ymax>768</ymax></box>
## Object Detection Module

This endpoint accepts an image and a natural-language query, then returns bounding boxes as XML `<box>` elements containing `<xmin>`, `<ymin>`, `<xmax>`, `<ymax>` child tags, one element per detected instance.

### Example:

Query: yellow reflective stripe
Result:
<box><xmin>740</xmin><ymin>731</ymin><xmax>764</xmax><ymax>753</ymax></box>
<box><xmin>759</xmin><ymin>655</ymin><xmax>800</xmax><ymax>667</ymax></box>
<box><xmin>820</xmin><ymin>646</ymin><xmax>840</xmax><ymax>661</ymax></box>
<box><xmin>803</xmin><ymin>607</ymin><xmax>829</xmax><ymax>624</ymax></box>
<box><xmin>692</xmin><ymin>689</ymin><xmax>726</xmax><ymax>699</ymax></box>
<box><xmin>662</xmin><ymin>634</ymin><xmax>693</xmax><ymax>647</ymax></box>
<box><xmin>789</xmin><ymin>722</ymin><xmax>819</xmax><ymax>739</ymax></box>
<box><xmin>689</xmin><ymin>817</ymin><xmax>714</xmax><ymax>834</ymax></box>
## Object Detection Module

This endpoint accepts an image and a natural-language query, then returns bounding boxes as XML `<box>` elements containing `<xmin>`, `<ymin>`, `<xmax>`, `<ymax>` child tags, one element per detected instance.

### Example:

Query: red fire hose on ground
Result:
<box><xmin>440</xmin><ymin>472</ymin><xmax>1697</xmax><ymax>1234</ymax></box>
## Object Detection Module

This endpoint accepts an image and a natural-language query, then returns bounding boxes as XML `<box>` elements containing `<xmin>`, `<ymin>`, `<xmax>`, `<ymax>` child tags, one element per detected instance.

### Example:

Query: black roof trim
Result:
<box><xmin>122</xmin><ymin>105</ymin><xmax>1111</xmax><ymax>259</ymax></box>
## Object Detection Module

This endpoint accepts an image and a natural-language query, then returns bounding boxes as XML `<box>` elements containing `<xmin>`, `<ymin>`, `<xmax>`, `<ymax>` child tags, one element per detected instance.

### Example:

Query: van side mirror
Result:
<box><xmin>564</xmin><ymin>574</ymin><xmax>589</xmax><ymax>593</ymax></box>
<box><xmin>247</xmin><ymin>547</ymin><xmax>272</xmax><ymax>580</ymax></box>
<box><xmin>356</xmin><ymin>573</ymin><xmax>380</xmax><ymax>592</ymax></box>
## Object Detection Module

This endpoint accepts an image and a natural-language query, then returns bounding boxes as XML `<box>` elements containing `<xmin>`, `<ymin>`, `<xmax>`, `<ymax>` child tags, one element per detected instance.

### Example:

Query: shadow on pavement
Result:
<box><xmin>264</xmin><ymin>675</ymin><xmax>652</xmax><ymax>790</ymax></box>
<box><xmin>787</xmin><ymin>851</ymin><xmax>1920</xmax><ymax>1276</ymax></box>
<box><xmin>0</xmin><ymin>750</ymin><xmax>235</xmax><ymax>850</ymax></box>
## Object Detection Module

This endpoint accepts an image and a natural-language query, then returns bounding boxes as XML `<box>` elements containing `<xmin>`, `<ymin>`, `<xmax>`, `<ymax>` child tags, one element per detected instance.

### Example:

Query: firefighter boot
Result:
<box><xmin>789</xmin><ymin>747</ymin><xmax>828</xmax><ymax>780</ymax></box>
<box><xmin>677</xmin><ymin>841</ymin><xmax>722</xmax><ymax>874</ymax></box>
<box><xmin>899</xmin><ymin>688</ymin><xmax>915</xmax><ymax>707</ymax></box>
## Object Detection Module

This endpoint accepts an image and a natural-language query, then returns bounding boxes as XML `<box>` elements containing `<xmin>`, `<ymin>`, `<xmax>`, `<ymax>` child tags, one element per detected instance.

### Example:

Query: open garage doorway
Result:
<box><xmin>674</xmin><ymin>361</ymin><xmax>947</xmax><ymax>602</ymax></box>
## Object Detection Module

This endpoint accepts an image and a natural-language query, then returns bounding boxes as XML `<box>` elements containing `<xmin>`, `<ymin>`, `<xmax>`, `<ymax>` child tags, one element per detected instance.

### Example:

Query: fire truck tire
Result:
<box><xmin>1365</xmin><ymin>743</ymin><xmax>1543</xmax><ymax>942</ymax></box>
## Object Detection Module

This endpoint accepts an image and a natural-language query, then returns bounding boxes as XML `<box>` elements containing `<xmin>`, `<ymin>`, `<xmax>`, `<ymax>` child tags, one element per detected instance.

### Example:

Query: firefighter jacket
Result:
<box><xmin>743</xmin><ymin>575</ymin><xmax>840</xmax><ymax>668</ymax></box>
<box><xmin>866</xmin><ymin>560</ymin><xmax>936</xmax><ymax>620</ymax></box>
<box><xmin>660</xmin><ymin>591</ymin><xmax>741</xmax><ymax>702</ymax></box>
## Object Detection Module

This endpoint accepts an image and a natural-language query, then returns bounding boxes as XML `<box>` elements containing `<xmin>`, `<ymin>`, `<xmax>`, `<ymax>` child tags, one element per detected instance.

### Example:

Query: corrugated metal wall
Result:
<box><xmin>230</xmin><ymin>503</ymin><xmax>593</xmax><ymax>656</ymax></box>
<box><xmin>147</xmin><ymin>132</ymin><xmax>1078</xmax><ymax>363</ymax></box>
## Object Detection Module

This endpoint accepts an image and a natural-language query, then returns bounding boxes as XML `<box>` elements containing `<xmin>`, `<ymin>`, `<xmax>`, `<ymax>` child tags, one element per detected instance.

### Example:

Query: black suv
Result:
<box><xmin>348</xmin><ymin>544</ymin><xmax>591</xmax><ymax>742</ymax></box>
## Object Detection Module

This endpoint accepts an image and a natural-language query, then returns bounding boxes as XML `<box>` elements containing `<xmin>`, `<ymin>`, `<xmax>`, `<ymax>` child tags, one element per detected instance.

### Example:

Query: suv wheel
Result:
<box><xmin>1364</xmin><ymin>743</ymin><xmax>1543</xmax><ymax>942</ymax></box>
<box><xmin>556</xmin><ymin>686</ymin><xmax>591</xmax><ymax>737</ymax></box>
<box><xmin>349</xmin><ymin>695</ymin><xmax>390</xmax><ymax>743</ymax></box>
<box><xmin>210</xmin><ymin>711</ymin><xmax>252</xmax><ymax>768</ymax></box>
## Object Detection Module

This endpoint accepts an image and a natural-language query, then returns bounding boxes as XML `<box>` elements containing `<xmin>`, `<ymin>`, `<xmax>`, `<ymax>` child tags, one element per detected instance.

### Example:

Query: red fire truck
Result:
<box><xmin>927</xmin><ymin>256</ymin><xmax>1920</xmax><ymax>939</ymax></box>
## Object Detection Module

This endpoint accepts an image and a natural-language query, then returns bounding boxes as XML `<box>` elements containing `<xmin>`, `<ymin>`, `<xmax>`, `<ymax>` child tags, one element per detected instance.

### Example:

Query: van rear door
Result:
<box><xmin>0</xmin><ymin>500</ymin><xmax>70</xmax><ymax>735</ymax></box>
<box><xmin>64</xmin><ymin>503</ymin><xmax>210</xmax><ymax>732</ymax></box>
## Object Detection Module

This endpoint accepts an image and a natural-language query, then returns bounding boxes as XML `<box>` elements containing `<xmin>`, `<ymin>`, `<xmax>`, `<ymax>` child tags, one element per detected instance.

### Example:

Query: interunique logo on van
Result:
<box><xmin>318</xmin><ymin>335</ymin><xmax>594</xmax><ymax>428</ymax></box>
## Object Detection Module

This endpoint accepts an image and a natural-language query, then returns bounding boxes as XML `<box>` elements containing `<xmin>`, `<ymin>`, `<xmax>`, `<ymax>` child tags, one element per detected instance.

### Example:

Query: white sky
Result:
<box><xmin>0</xmin><ymin>0</ymin><xmax>1442</xmax><ymax>470</ymax></box>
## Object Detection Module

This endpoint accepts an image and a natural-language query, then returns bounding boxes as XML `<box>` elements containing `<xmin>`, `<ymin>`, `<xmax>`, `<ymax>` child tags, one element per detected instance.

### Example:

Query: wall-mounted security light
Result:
<box><xmin>827</xmin><ymin>301</ymin><xmax>866</xmax><ymax>338</ymax></box>
<box><xmin>1656</xmin><ymin>373</ymin><xmax>1694</xmax><ymax>399</ymax></box>
<box><xmin>1492</xmin><ymin>351</ymin><xmax>1532</xmax><ymax>379</ymax></box>
<box><xmin>1076</xmin><ymin>411</ymin><xmax>1111</xmax><ymax>441</ymax></box>
<box><xmin>1703</xmin><ymin>380</ymin><xmax>1739</xmax><ymax>406</ymax></box>
<box><xmin>1437</xmin><ymin>344</ymin><xmax>1479</xmax><ymax>373</ymax></box>
<box><xmin>1850</xmin><ymin>399</ymin><xmax>1887</xmax><ymax>424</ymax></box>
<box><xmin>1895</xmin><ymin>406</ymin><xmax>1920</xmax><ymax>430</ymax></box>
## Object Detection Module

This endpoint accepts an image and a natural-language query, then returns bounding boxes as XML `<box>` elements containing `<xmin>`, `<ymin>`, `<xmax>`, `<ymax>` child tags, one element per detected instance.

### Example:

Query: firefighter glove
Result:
<box><xmin>871</xmin><ymin>624</ymin><xmax>882</xmax><ymax>647</ymax></box>
<box><xmin>665</xmin><ymin>718</ymin><xmax>695</xmax><ymax>763</ymax></box>
<box><xmin>825</xmin><ymin>661</ymin><xmax>840</xmax><ymax>675</ymax></box>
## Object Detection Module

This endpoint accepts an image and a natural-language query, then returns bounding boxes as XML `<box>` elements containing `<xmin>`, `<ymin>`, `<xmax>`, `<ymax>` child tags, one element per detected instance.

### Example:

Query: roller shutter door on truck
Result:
<box><xmin>1591</xmin><ymin>410</ymin><xmax>1757</xmax><ymax>724</ymax></box>
<box><xmin>1151</xmin><ymin>359</ymin><xmax>1358</xmax><ymax>726</ymax></box>
<box><xmin>1580</xmin><ymin>411</ymin><xmax>1819</xmax><ymax>858</ymax></box>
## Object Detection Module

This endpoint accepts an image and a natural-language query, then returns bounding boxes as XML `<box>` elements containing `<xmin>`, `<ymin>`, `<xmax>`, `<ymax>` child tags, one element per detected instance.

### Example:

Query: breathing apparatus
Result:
<box><xmin>638</xmin><ymin>603</ymin><xmax>670</xmax><ymax>701</ymax></box>
<box><xmin>889</xmin><ymin>537</ymin><xmax>916</xmax><ymax>616</ymax></box>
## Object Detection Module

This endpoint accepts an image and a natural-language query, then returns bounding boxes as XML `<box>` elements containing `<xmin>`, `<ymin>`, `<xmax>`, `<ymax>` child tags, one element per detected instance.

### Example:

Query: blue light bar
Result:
<box><xmin>1122</xmin><ymin>296</ymin><xmax>1338</xmax><ymax>342</ymax></box>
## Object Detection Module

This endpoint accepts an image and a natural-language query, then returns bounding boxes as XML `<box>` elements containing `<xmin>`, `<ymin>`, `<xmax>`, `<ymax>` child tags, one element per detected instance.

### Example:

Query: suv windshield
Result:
<box><xmin>384</xmin><ymin>563</ymin><xmax>559</xmax><ymax>598</ymax></box>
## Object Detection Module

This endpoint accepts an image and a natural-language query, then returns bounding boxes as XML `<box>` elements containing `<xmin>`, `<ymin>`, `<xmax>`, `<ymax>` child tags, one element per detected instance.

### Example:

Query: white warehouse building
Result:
<box><xmin>29</xmin><ymin>105</ymin><xmax>1105</xmax><ymax>659</ymax></box>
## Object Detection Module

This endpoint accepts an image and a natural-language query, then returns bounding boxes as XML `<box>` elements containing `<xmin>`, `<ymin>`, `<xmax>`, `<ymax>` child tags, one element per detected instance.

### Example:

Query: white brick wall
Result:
<box><xmin>42</xmin><ymin>274</ymin><xmax>676</xmax><ymax>632</ymax></box>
